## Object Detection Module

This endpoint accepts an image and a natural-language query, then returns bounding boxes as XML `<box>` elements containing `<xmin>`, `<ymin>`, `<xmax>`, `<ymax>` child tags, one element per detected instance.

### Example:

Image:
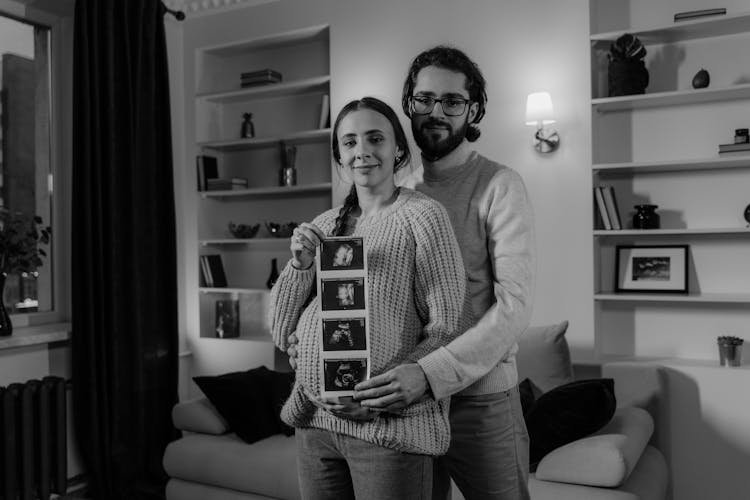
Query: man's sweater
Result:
<box><xmin>269</xmin><ymin>188</ymin><xmax>474</xmax><ymax>456</ymax></box>
<box><xmin>403</xmin><ymin>151</ymin><xmax>536</xmax><ymax>400</ymax></box>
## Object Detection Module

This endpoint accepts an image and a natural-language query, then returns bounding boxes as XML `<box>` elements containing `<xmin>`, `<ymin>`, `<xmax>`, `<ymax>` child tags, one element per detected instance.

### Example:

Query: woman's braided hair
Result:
<box><xmin>330</xmin><ymin>97</ymin><xmax>411</xmax><ymax>236</ymax></box>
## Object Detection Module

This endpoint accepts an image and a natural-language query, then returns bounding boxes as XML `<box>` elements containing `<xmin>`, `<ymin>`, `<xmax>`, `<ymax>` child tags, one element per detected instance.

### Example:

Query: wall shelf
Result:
<box><xmin>592</xmin><ymin>83</ymin><xmax>750</xmax><ymax>112</ymax></box>
<box><xmin>200</xmin><ymin>182</ymin><xmax>332</xmax><ymax>199</ymax></box>
<box><xmin>594</xmin><ymin>227</ymin><xmax>750</xmax><ymax>236</ymax></box>
<box><xmin>590</xmin><ymin>11</ymin><xmax>750</xmax><ymax>45</ymax></box>
<box><xmin>197</xmin><ymin>75</ymin><xmax>330</xmax><ymax>103</ymax></box>
<box><xmin>198</xmin><ymin>128</ymin><xmax>330</xmax><ymax>151</ymax></box>
<box><xmin>200</xmin><ymin>238</ymin><xmax>289</xmax><ymax>246</ymax></box>
<box><xmin>199</xmin><ymin>287</ymin><xmax>269</xmax><ymax>294</ymax></box>
<box><xmin>593</xmin><ymin>156</ymin><xmax>750</xmax><ymax>173</ymax></box>
<box><xmin>594</xmin><ymin>292</ymin><xmax>750</xmax><ymax>303</ymax></box>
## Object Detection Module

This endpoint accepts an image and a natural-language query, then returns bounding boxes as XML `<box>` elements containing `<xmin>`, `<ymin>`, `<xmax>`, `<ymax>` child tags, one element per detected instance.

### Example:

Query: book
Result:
<box><xmin>203</xmin><ymin>254</ymin><xmax>227</xmax><ymax>287</ymax></box>
<box><xmin>674</xmin><ymin>8</ymin><xmax>726</xmax><ymax>22</ymax></box>
<box><xmin>718</xmin><ymin>142</ymin><xmax>750</xmax><ymax>153</ymax></box>
<box><xmin>215</xmin><ymin>299</ymin><xmax>240</xmax><ymax>338</ymax></box>
<box><xmin>318</xmin><ymin>94</ymin><xmax>330</xmax><ymax>129</ymax></box>
<box><xmin>594</xmin><ymin>186</ymin><xmax>612</xmax><ymax>230</ymax></box>
<box><xmin>602</xmin><ymin>186</ymin><xmax>622</xmax><ymax>230</ymax></box>
<box><xmin>196</xmin><ymin>155</ymin><xmax>218</xmax><ymax>191</ymax></box>
<box><xmin>240</xmin><ymin>69</ymin><xmax>282</xmax><ymax>87</ymax></box>
<box><xmin>206</xmin><ymin>177</ymin><xmax>249</xmax><ymax>191</ymax></box>
<box><xmin>200</xmin><ymin>255</ymin><xmax>213</xmax><ymax>287</ymax></box>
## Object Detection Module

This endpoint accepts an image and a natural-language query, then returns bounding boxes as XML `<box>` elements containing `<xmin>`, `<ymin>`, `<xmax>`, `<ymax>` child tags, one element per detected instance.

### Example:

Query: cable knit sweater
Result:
<box><xmin>269</xmin><ymin>188</ymin><xmax>473</xmax><ymax>456</ymax></box>
<box><xmin>401</xmin><ymin>151</ymin><xmax>536</xmax><ymax>400</ymax></box>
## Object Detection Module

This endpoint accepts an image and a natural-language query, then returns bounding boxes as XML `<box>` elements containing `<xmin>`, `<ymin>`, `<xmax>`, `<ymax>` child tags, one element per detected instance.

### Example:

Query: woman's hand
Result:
<box><xmin>304</xmin><ymin>388</ymin><xmax>379</xmax><ymax>421</ymax></box>
<box><xmin>291</xmin><ymin>222</ymin><xmax>325</xmax><ymax>270</ymax></box>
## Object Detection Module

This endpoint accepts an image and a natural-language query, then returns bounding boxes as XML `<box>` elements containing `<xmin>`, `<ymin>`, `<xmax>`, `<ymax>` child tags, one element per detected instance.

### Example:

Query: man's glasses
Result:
<box><xmin>410</xmin><ymin>96</ymin><xmax>471</xmax><ymax>116</ymax></box>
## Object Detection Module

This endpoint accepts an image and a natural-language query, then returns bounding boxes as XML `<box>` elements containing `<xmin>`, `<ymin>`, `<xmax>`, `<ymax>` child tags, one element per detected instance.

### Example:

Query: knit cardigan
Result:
<box><xmin>269</xmin><ymin>188</ymin><xmax>473</xmax><ymax>456</ymax></box>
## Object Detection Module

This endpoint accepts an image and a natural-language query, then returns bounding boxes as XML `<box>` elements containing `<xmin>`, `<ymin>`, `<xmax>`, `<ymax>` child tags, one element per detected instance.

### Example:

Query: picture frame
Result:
<box><xmin>323</xmin><ymin>358</ymin><xmax>368</xmax><ymax>392</ymax></box>
<box><xmin>615</xmin><ymin>245</ymin><xmax>689</xmax><ymax>293</ymax></box>
<box><xmin>320</xmin><ymin>277</ymin><xmax>366</xmax><ymax>311</ymax></box>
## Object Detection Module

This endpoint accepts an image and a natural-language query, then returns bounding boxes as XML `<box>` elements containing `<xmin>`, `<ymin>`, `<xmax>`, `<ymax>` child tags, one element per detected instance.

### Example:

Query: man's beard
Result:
<box><xmin>412</xmin><ymin>117</ymin><xmax>469</xmax><ymax>162</ymax></box>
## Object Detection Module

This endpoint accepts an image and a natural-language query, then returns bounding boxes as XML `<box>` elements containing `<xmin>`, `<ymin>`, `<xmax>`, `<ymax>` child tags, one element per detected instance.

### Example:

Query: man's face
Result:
<box><xmin>410</xmin><ymin>66</ymin><xmax>478</xmax><ymax>161</ymax></box>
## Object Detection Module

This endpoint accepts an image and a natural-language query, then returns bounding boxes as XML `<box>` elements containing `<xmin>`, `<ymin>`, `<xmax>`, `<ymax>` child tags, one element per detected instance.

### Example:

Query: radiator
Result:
<box><xmin>0</xmin><ymin>377</ymin><xmax>67</xmax><ymax>500</ymax></box>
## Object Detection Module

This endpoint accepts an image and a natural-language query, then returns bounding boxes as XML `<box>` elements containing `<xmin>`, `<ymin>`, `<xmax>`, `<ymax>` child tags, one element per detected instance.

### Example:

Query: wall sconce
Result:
<box><xmin>525</xmin><ymin>92</ymin><xmax>559</xmax><ymax>153</ymax></box>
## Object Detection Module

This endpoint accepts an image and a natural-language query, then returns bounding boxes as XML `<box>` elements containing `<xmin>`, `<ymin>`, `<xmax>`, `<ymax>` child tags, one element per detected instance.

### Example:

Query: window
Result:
<box><xmin>0</xmin><ymin>15</ymin><xmax>53</xmax><ymax>314</ymax></box>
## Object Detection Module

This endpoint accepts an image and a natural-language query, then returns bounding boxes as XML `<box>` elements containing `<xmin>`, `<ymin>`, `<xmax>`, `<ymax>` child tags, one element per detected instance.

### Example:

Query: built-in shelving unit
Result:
<box><xmin>589</xmin><ymin>5</ymin><xmax>750</xmax><ymax>361</ymax></box>
<box><xmin>193</xmin><ymin>24</ymin><xmax>331</xmax><ymax>342</ymax></box>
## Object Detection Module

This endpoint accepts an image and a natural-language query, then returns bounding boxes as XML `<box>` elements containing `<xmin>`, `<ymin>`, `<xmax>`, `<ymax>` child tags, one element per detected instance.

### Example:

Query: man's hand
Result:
<box><xmin>303</xmin><ymin>388</ymin><xmax>379</xmax><ymax>421</ymax></box>
<box><xmin>287</xmin><ymin>333</ymin><xmax>298</xmax><ymax>370</ymax></box>
<box><xmin>353</xmin><ymin>363</ymin><xmax>430</xmax><ymax>412</ymax></box>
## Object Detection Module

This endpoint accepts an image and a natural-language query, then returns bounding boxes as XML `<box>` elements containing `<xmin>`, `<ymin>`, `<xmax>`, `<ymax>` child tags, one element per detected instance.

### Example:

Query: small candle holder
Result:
<box><xmin>717</xmin><ymin>336</ymin><xmax>744</xmax><ymax>367</ymax></box>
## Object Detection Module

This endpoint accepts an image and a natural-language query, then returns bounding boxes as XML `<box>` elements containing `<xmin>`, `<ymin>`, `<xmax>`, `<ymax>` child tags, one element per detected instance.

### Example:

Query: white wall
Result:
<box><xmin>173</xmin><ymin>0</ymin><xmax>594</xmax><ymax>383</ymax></box>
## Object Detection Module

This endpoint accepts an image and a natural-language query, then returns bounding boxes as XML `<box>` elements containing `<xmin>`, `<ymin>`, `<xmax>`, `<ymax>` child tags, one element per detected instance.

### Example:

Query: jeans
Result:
<box><xmin>433</xmin><ymin>386</ymin><xmax>530</xmax><ymax>500</ymax></box>
<box><xmin>296</xmin><ymin>428</ymin><xmax>432</xmax><ymax>500</ymax></box>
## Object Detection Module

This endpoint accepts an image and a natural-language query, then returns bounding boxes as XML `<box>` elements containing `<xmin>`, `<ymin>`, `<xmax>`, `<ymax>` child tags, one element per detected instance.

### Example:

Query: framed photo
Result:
<box><xmin>615</xmin><ymin>245</ymin><xmax>689</xmax><ymax>293</ymax></box>
<box><xmin>322</xmin><ymin>317</ymin><xmax>367</xmax><ymax>351</ymax></box>
<box><xmin>320</xmin><ymin>237</ymin><xmax>365</xmax><ymax>271</ymax></box>
<box><xmin>323</xmin><ymin>358</ymin><xmax>368</xmax><ymax>392</ymax></box>
<box><xmin>320</xmin><ymin>277</ymin><xmax>366</xmax><ymax>311</ymax></box>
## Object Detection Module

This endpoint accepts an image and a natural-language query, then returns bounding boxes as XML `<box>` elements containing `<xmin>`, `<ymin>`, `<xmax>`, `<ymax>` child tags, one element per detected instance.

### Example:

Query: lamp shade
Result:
<box><xmin>525</xmin><ymin>92</ymin><xmax>556</xmax><ymax>126</ymax></box>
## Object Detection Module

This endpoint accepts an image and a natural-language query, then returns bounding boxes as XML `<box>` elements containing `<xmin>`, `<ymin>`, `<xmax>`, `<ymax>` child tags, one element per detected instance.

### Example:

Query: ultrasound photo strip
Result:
<box><xmin>317</xmin><ymin>236</ymin><xmax>370</xmax><ymax>398</ymax></box>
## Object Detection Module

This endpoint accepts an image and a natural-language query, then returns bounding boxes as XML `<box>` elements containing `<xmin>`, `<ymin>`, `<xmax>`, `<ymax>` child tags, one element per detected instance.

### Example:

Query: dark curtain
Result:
<box><xmin>71</xmin><ymin>1</ymin><xmax>179</xmax><ymax>498</ymax></box>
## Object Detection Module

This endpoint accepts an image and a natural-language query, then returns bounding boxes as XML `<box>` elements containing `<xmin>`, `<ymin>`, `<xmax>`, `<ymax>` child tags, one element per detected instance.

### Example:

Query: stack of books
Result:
<box><xmin>206</xmin><ymin>177</ymin><xmax>249</xmax><ymax>191</ymax></box>
<box><xmin>240</xmin><ymin>69</ymin><xmax>282</xmax><ymax>88</ymax></box>
<box><xmin>718</xmin><ymin>142</ymin><xmax>750</xmax><ymax>155</ymax></box>
<box><xmin>594</xmin><ymin>185</ymin><xmax>622</xmax><ymax>230</ymax></box>
<box><xmin>674</xmin><ymin>8</ymin><xmax>726</xmax><ymax>22</ymax></box>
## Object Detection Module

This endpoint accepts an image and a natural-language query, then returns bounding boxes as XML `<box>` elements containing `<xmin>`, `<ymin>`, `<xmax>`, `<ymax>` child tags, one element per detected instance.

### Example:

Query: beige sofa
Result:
<box><xmin>163</xmin><ymin>322</ymin><xmax>668</xmax><ymax>499</ymax></box>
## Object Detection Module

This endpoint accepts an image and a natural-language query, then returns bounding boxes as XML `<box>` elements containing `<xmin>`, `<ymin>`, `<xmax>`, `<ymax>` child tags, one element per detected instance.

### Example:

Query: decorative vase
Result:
<box><xmin>241</xmin><ymin>112</ymin><xmax>255</xmax><ymax>138</ymax></box>
<box><xmin>608</xmin><ymin>60</ymin><xmax>649</xmax><ymax>97</ymax></box>
<box><xmin>266</xmin><ymin>258</ymin><xmax>280</xmax><ymax>289</ymax></box>
<box><xmin>632</xmin><ymin>204</ymin><xmax>660</xmax><ymax>229</ymax></box>
<box><xmin>0</xmin><ymin>273</ymin><xmax>12</xmax><ymax>336</ymax></box>
<box><xmin>279</xmin><ymin>144</ymin><xmax>297</xmax><ymax>186</ymax></box>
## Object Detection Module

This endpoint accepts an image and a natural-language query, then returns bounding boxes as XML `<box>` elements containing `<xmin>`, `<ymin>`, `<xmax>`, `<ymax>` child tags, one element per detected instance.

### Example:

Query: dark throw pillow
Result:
<box><xmin>268</xmin><ymin>369</ymin><xmax>295</xmax><ymax>436</ymax></box>
<box><xmin>522</xmin><ymin>378</ymin><xmax>616</xmax><ymax>469</ymax></box>
<box><xmin>193</xmin><ymin>366</ymin><xmax>295</xmax><ymax>444</ymax></box>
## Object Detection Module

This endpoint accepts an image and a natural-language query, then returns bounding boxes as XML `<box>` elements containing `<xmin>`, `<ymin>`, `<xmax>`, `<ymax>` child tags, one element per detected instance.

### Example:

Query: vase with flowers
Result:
<box><xmin>0</xmin><ymin>209</ymin><xmax>51</xmax><ymax>336</ymax></box>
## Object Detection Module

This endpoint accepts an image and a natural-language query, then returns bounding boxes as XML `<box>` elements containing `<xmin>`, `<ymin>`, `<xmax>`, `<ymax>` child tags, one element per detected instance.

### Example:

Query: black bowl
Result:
<box><xmin>228</xmin><ymin>222</ymin><xmax>260</xmax><ymax>239</ymax></box>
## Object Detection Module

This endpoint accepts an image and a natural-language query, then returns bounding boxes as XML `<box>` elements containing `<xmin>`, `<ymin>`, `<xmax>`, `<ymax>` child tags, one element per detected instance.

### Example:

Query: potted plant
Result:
<box><xmin>717</xmin><ymin>335</ymin><xmax>744</xmax><ymax>367</ymax></box>
<box><xmin>0</xmin><ymin>209</ymin><xmax>51</xmax><ymax>336</ymax></box>
<box><xmin>608</xmin><ymin>33</ymin><xmax>649</xmax><ymax>96</ymax></box>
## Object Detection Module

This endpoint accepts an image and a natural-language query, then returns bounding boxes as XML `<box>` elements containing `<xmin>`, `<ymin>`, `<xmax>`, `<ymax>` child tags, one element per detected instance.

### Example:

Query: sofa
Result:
<box><xmin>163</xmin><ymin>321</ymin><xmax>668</xmax><ymax>500</ymax></box>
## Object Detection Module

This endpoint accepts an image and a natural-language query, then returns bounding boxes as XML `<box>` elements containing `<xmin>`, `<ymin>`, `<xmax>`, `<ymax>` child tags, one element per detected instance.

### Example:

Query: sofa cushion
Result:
<box><xmin>516</xmin><ymin>321</ymin><xmax>574</xmax><ymax>395</ymax></box>
<box><xmin>525</xmin><ymin>378</ymin><xmax>616</xmax><ymax>467</ymax></box>
<box><xmin>193</xmin><ymin>366</ymin><xmax>293</xmax><ymax>444</ymax></box>
<box><xmin>535</xmin><ymin>406</ymin><xmax>654</xmax><ymax>488</ymax></box>
<box><xmin>172</xmin><ymin>397</ymin><xmax>228</xmax><ymax>435</ymax></box>
<box><xmin>163</xmin><ymin>432</ymin><xmax>299</xmax><ymax>499</ymax></box>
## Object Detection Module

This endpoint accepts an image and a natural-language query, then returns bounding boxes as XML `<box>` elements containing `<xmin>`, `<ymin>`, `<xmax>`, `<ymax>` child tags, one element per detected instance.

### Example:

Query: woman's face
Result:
<box><xmin>336</xmin><ymin>108</ymin><xmax>401</xmax><ymax>196</ymax></box>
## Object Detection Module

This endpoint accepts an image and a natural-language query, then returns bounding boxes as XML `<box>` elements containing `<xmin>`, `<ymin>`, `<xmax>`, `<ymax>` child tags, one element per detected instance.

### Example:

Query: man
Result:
<box><xmin>287</xmin><ymin>46</ymin><xmax>535</xmax><ymax>499</ymax></box>
<box><xmin>353</xmin><ymin>46</ymin><xmax>536</xmax><ymax>500</ymax></box>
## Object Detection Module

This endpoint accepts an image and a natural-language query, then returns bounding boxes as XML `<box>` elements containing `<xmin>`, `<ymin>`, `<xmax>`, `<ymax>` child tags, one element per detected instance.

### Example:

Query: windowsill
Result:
<box><xmin>0</xmin><ymin>322</ymin><xmax>72</xmax><ymax>351</ymax></box>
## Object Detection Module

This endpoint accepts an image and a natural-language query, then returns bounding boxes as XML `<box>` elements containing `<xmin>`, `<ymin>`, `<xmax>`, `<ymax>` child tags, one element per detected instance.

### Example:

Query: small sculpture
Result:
<box><xmin>692</xmin><ymin>68</ymin><xmax>710</xmax><ymax>89</ymax></box>
<box><xmin>241</xmin><ymin>112</ymin><xmax>255</xmax><ymax>138</ymax></box>
<box><xmin>607</xmin><ymin>33</ymin><xmax>649</xmax><ymax>96</ymax></box>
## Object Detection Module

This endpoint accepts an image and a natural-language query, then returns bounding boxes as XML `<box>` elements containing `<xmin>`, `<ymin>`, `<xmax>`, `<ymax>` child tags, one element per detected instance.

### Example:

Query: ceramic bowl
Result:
<box><xmin>265</xmin><ymin>221</ymin><xmax>298</xmax><ymax>238</ymax></box>
<box><xmin>228</xmin><ymin>222</ymin><xmax>260</xmax><ymax>239</ymax></box>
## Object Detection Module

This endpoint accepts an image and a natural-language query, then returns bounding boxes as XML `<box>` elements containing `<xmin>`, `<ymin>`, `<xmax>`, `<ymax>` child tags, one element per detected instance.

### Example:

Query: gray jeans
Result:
<box><xmin>296</xmin><ymin>427</ymin><xmax>432</xmax><ymax>500</ymax></box>
<box><xmin>433</xmin><ymin>387</ymin><xmax>530</xmax><ymax>500</ymax></box>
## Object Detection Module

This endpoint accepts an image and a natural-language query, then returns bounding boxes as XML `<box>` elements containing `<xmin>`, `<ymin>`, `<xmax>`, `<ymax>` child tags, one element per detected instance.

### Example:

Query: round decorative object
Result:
<box><xmin>692</xmin><ymin>68</ymin><xmax>710</xmax><ymax>89</ymax></box>
<box><xmin>744</xmin><ymin>203</ymin><xmax>750</xmax><ymax>224</ymax></box>
<box><xmin>632</xmin><ymin>204</ymin><xmax>660</xmax><ymax>229</ymax></box>
<box><xmin>265</xmin><ymin>221</ymin><xmax>298</xmax><ymax>238</ymax></box>
<box><xmin>228</xmin><ymin>222</ymin><xmax>260</xmax><ymax>239</ymax></box>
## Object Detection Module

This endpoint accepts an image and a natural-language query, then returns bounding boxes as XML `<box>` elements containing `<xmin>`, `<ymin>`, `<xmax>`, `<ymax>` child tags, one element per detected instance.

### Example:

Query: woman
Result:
<box><xmin>269</xmin><ymin>97</ymin><xmax>472</xmax><ymax>499</ymax></box>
